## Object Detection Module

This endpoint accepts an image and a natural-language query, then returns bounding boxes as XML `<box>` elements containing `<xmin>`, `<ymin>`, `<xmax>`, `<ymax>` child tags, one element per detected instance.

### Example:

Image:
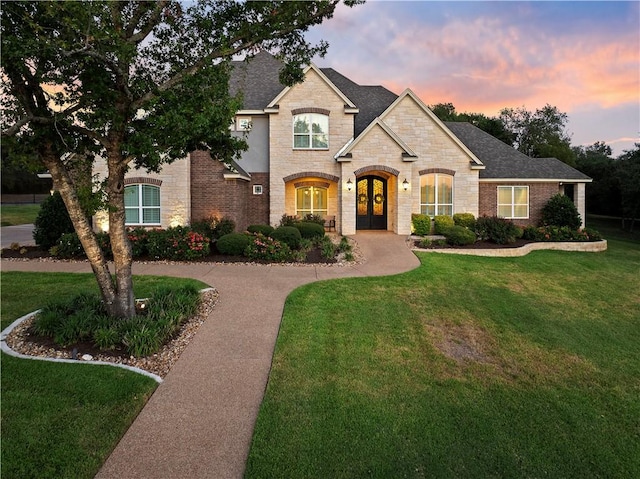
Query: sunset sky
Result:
<box><xmin>307</xmin><ymin>1</ymin><xmax>639</xmax><ymax>156</ymax></box>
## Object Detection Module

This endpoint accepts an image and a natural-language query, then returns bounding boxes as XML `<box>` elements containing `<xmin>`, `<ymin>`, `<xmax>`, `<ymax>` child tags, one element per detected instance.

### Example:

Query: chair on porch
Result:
<box><xmin>323</xmin><ymin>215</ymin><xmax>336</xmax><ymax>232</ymax></box>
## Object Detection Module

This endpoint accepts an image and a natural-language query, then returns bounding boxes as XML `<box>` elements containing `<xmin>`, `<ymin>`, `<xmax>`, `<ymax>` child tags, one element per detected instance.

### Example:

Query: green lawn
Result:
<box><xmin>1</xmin><ymin>272</ymin><xmax>210</xmax><ymax>479</ymax></box>
<box><xmin>0</xmin><ymin>203</ymin><xmax>41</xmax><ymax>226</ymax></box>
<box><xmin>246</xmin><ymin>238</ymin><xmax>640</xmax><ymax>477</ymax></box>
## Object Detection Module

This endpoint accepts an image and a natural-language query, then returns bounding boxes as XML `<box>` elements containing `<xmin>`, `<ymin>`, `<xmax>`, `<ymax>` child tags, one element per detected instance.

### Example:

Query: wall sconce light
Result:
<box><xmin>346</xmin><ymin>178</ymin><xmax>353</xmax><ymax>191</ymax></box>
<box><xmin>402</xmin><ymin>178</ymin><xmax>409</xmax><ymax>191</ymax></box>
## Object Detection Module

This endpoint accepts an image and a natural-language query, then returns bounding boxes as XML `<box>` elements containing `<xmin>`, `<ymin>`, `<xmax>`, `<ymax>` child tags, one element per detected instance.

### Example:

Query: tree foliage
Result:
<box><xmin>1</xmin><ymin>0</ymin><xmax>358</xmax><ymax>318</ymax></box>
<box><xmin>574</xmin><ymin>142</ymin><xmax>620</xmax><ymax>216</ymax></box>
<box><xmin>616</xmin><ymin>144</ymin><xmax>640</xmax><ymax>231</ymax></box>
<box><xmin>500</xmin><ymin>104</ymin><xmax>576</xmax><ymax>166</ymax></box>
<box><xmin>430</xmin><ymin>102</ymin><xmax>515</xmax><ymax>146</ymax></box>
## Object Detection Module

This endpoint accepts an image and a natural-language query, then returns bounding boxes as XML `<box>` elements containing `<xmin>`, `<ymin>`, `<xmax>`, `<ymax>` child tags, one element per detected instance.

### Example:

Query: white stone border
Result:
<box><xmin>413</xmin><ymin>240</ymin><xmax>608</xmax><ymax>257</ymax></box>
<box><xmin>1</xmin><ymin>310</ymin><xmax>163</xmax><ymax>383</ymax></box>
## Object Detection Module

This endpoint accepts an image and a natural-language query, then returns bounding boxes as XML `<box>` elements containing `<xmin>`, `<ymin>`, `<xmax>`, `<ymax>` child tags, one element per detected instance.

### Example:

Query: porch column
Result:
<box><xmin>576</xmin><ymin>182</ymin><xmax>587</xmax><ymax>227</ymax></box>
<box><xmin>341</xmin><ymin>164</ymin><xmax>356</xmax><ymax>235</ymax></box>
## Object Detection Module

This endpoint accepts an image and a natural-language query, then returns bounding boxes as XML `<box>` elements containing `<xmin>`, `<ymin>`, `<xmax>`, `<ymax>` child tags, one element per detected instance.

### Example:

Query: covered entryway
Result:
<box><xmin>356</xmin><ymin>175</ymin><xmax>387</xmax><ymax>230</ymax></box>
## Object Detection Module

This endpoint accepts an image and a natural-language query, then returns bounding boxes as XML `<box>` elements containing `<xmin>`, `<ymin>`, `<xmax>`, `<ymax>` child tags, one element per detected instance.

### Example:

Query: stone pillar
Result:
<box><xmin>576</xmin><ymin>182</ymin><xmax>587</xmax><ymax>227</ymax></box>
<box><xmin>341</xmin><ymin>164</ymin><xmax>356</xmax><ymax>235</ymax></box>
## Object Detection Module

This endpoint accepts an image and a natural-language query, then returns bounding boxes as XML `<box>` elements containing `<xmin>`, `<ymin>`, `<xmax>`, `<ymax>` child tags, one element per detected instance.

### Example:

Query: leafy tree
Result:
<box><xmin>500</xmin><ymin>104</ymin><xmax>576</xmax><ymax>166</ymax></box>
<box><xmin>1</xmin><ymin>0</ymin><xmax>359</xmax><ymax>318</ymax></box>
<box><xmin>616</xmin><ymin>144</ymin><xmax>640</xmax><ymax>231</ymax></box>
<box><xmin>574</xmin><ymin>141</ymin><xmax>620</xmax><ymax>216</ymax></box>
<box><xmin>430</xmin><ymin>102</ymin><xmax>514</xmax><ymax>146</ymax></box>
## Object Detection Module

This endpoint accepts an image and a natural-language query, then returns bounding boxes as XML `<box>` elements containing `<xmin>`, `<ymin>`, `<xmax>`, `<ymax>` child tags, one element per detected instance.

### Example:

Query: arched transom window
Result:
<box><xmin>420</xmin><ymin>174</ymin><xmax>453</xmax><ymax>217</ymax></box>
<box><xmin>296</xmin><ymin>186</ymin><xmax>327</xmax><ymax>217</ymax></box>
<box><xmin>293</xmin><ymin>114</ymin><xmax>329</xmax><ymax>149</ymax></box>
<box><xmin>124</xmin><ymin>184</ymin><xmax>161</xmax><ymax>225</ymax></box>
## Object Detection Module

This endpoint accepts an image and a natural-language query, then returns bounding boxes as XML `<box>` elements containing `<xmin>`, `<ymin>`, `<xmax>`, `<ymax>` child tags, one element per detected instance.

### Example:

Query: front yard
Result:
<box><xmin>245</xmin><ymin>237</ymin><xmax>640</xmax><ymax>478</ymax></box>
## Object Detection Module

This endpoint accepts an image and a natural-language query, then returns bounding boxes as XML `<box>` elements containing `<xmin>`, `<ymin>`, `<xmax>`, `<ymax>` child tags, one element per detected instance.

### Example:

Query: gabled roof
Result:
<box><xmin>336</xmin><ymin>117</ymin><xmax>417</xmax><ymax>160</ymax></box>
<box><xmin>380</xmin><ymin>89</ymin><xmax>484</xmax><ymax>168</ymax></box>
<box><xmin>445</xmin><ymin>122</ymin><xmax>592</xmax><ymax>181</ymax></box>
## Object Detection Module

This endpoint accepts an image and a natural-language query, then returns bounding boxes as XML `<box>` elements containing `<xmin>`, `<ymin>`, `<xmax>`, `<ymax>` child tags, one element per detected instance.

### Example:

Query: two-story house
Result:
<box><xmin>94</xmin><ymin>51</ymin><xmax>591</xmax><ymax>235</ymax></box>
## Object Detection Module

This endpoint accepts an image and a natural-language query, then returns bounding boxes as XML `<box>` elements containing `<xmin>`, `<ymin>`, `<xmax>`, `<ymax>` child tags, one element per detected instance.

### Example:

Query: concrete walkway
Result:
<box><xmin>1</xmin><ymin>224</ymin><xmax>36</xmax><ymax>249</ymax></box>
<box><xmin>1</xmin><ymin>232</ymin><xmax>420</xmax><ymax>478</ymax></box>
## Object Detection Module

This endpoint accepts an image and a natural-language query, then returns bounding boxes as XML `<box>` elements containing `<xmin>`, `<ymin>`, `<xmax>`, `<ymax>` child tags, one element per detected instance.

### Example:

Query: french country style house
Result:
<box><xmin>93</xmin><ymin>51</ymin><xmax>591</xmax><ymax>235</ymax></box>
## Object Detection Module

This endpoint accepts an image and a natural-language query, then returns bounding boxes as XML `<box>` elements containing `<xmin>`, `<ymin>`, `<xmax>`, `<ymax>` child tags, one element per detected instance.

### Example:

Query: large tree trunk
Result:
<box><xmin>42</xmin><ymin>145</ymin><xmax>128</xmax><ymax>317</ymax></box>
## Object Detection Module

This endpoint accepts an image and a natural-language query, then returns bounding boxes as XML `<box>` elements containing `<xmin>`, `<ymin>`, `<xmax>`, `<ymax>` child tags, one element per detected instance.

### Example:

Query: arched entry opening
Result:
<box><xmin>356</xmin><ymin>175</ymin><xmax>387</xmax><ymax>230</ymax></box>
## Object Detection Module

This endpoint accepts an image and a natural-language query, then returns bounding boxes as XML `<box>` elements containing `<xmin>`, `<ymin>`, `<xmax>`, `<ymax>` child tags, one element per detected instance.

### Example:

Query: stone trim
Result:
<box><xmin>291</xmin><ymin>107</ymin><xmax>331</xmax><ymax>116</ymax></box>
<box><xmin>283</xmin><ymin>172</ymin><xmax>339</xmax><ymax>183</ymax></box>
<box><xmin>413</xmin><ymin>240</ymin><xmax>607</xmax><ymax>257</ymax></box>
<box><xmin>124</xmin><ymin>177</ymin><xmax>163</xmax><ymax>186</ymax></box>
<box><xmin>354</xmin><ymin>165</ymin><xmax>399</xmax><ymax>177</ymax></box>
<box><xmin>293</xmin><ymin>181</ymin><xmax>330</xmax><ymax>189</ymax></box>
<box><xmin>418</xmin><ymin>168</ymin><xmax>456</xmax><ymax>176</ymax></box>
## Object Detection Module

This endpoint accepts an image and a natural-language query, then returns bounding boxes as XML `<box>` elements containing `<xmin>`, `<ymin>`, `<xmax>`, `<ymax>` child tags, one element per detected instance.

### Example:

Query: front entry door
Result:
<box><xmin>356</xmin><ymin>175</ymin><xmax>387</xmax><ymax>230</ymax></box>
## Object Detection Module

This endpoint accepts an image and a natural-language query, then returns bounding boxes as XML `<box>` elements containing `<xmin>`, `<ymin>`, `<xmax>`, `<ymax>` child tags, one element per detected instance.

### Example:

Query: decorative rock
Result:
<box><xmin>81</xmin><ymin>354</ymin><xmax>94</xmax><ymax>361</ymax></box>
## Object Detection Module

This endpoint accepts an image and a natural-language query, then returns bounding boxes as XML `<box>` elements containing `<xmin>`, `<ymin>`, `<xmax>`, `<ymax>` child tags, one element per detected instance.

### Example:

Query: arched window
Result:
<box><xmin>124</xmin><ymin>184</ymin><xmax>160</xmax><ymax>225</ymax></box>
<box><xmin>293</xmin><ymin>114</ymin><xmax>329</xmax><ymax>149</ymax></box>
<box><xmin>296</xmin><ymin>186</ymin><xmax>327</xmax><ymax>217</ymax></box>
<box><xmin>420</xmin><ymin>174</ymin><xmax>453</xmax><ymax>217</ymax></box>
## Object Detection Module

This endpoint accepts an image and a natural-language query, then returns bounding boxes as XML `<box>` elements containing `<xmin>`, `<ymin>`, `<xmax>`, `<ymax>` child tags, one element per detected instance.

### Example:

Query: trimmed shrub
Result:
<box><xmin>213</xmin><ymin>216</ymin><xmax>236</xmax><ymax>239</ymax></box>
<box><xmin>295</xmin><ymin>221</ymin><xmax>325</xmax><ymax>239</ymax></box>
<box><xmin>433</xmin><ymin>215</ymin><xmax>455</xmax><ymax>234</ymax></box>
<box><xmin>411</xmin><ymin>213</ymin><xmax>431</xmax><ymax>236</ymax></box>
<box><xmin>146</xmin><ymin>227</ymin><xmax>210</xmax><ymax>260</ymax></box>
<box><xmin>127</xmin><ymin>227</ymin><xmax>150</xmax><ymax>257</ymax></box>
<box><xmin>270</xmin><ymin>226</ymin><xmax>302</xmax><ymax>250</ymax></box>
<box><xmin>216</xmin><ymin>233</ymin><xmax>250</xmax><ymax>256</ymax></box>
<box><xmin>191</xmin><ymin>216</ymin><xmax>236</xmax><ymax>241</ymax></box>
<box><xmin>33</xmin><ymin>192</ymin><xmax>75</xmax><ymax>249</ymax></box>
<box><xmin>245</xmin><ymin>233</ymin><xmax>293</xmax><ymax>262</ymax></box>
<box><xmin>301</xmin><ymin>214</ymin><xmax>325</xmax><ymax>226</ymax></box>
<box><xmin>247</xmin><ymin>224</ymin><xmax>275</xmax><ymax>236</ymax></box>
<box><xmin>443</xmin><ymin>225</ymin><xmax>476</xmax><ymax>246</ymax></box>
<box><xmin>279</xmin><ymin>214</ymin><xmax>299</xmax><ymax>227</ymax></box>
<box><xmin>453</xmin><ymin>213</ymin><xmax>476</xmax><ymax>230</ymax></box>
<box><xmin>523</xmin><ymin>225</ymin><xmax>603</xmax><ymax>242</ymax></box>
<box><xmin>541</xmin><ymin>194</ymin><xmax>582</xmax><ymax>229</ymax></box>
<box><xmin>51</xmin><ymin>232</ymin><xmax>85</xmax><ymax>258</ymax></box>
<box><xmin>475</xmin><ymin>216</ymin><xmax>521</xmax><ymax>244</ymax></box>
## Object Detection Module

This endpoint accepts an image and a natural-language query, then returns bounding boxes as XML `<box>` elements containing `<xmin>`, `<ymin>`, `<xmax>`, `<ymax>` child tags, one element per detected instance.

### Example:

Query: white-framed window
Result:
<box><xmin>498</xmin><ymin>186</ymin><xmax>529</xmax><ymax>219</ymax></box>
<box><xmin>293</xmin><ymin>114</ymin><xmax>328</xmax><ymax>149</ymax></box>
<box><xmin>253</xmin><ymin>184</ymin><xmax>263</xmax><ymax>195</ymax></box>
<box><xmin>124</xmin><ymin>184</ymin><xmax>161</xmax><ymax>225</ymax></box>
<box><xmin>296</xmin><ymin>186</ymin><xmax>327</xmax><ymax>217</ymax></box>
<box><xmin>236</xmin><ymin>116</ymin><xmax>252</xmax><ymax>131</ymax></box>
<box><xmin>420</xmin><ymin>173</ymin><xmax>453</xmax><ymax>216</ymax></box>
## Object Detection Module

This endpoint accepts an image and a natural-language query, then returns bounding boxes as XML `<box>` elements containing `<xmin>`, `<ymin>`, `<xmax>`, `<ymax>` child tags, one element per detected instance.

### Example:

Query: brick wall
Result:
<box><xmin>190</xmin><ymin>151</ymin><xmax>270</xmax><ymax>231</ymax></box>
<box><xmin>479</xmin><ymin>182</ymin><xmax>561</xmax><ymax>226</ymax></box>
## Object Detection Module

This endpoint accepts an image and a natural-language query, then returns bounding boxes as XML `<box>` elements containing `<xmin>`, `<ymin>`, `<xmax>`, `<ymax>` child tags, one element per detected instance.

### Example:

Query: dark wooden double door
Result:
<box><xmin>356</xmin><ymin>175</ymin><xmax>387</xmax><ymax>230</ymax></box>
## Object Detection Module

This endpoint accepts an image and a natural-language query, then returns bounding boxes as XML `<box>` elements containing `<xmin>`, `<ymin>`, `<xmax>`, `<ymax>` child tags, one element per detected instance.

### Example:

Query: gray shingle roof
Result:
<box><xmin>444</xmin><ymin>122</ymin><xmax>591</xmax><ymax>181</ymax></box>
<box><xmin>229</xmin><ymin>52</ymin><xmax>398</xmax><ymax>137</ymax></box>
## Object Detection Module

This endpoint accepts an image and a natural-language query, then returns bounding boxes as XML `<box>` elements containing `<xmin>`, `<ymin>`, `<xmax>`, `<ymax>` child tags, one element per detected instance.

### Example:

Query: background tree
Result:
<box><xmin>1</xmin><ymin>0</ymin><xmax>359</xmax><ymax>318</ymax></box>
<box><xmin>500</xmin><ymin>104</ymin><xmax>576</xmax><ymax>166</ymax></box>
<box><xmin>616</xmin><ymin>144</ymin><xmax>640</xmax><ymax>231</ymax></box>
<box><xmin>574</xmin><ymin>141</ymin><xmax>620</xmax><ymax>216</ymax></box>
<box><xmin>430</xmin><ymin>102</ymin><xmax>515</xmax><ymax>146</ymax></box>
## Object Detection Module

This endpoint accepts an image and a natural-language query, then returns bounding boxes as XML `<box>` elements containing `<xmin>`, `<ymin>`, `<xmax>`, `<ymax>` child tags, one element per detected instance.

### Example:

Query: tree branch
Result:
<box><xmin>126</xmin><ymin>0</ymin><xmax>169</xmax><ymax>42</ymax></box>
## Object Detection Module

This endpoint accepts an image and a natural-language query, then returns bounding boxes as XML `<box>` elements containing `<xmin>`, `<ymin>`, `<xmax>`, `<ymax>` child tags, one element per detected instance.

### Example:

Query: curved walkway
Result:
<box><xmin>1</xmin><ymin>231</ymin><xmax>420</xmax><ymax>479</ymax></box>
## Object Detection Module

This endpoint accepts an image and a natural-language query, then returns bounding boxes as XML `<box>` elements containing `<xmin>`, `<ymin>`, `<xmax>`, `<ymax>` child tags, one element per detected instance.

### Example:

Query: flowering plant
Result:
<box><xmin>244</xmin><ymin>233</ymin><xmax>293</xmax><ymax>262</ymax></box>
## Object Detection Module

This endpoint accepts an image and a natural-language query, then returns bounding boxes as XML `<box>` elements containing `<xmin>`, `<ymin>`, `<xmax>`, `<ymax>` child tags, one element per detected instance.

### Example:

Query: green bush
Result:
<box><xmin>33</xmin><ymin>192</ymin><xmax>75</xmax><ymax>249</ymax></box>
<box><xmin>216</xmin><ymin>232</ymin><xmax>250</xmax><ymax>256</ymax></box>
<box><xmin>52</xmin><ymin>232</ymin><xmax>85</xmax><ymax>258</ymax></box>
<box><xmin>146</xmin><ymin>227</ymin><xmax>210</xmax><ymax>260</ymax></box>
<box><xmin>191</xmin><ymin>216</ymin><xmax>235</xmax><ymax>241</ymax></box>
<box><xmin>245</xmin><ymin>233</ymin><xmax>293</xmax><ymax>262</ymax></box>
<box><xmin>270</xmin><ymin>226</ymin><xmax>302</xmax><ymax>250</ymax></box>
<box><xmin>433</xmin><ymin>215</ymin><xmax>455</xmax><ymax>234</ymax></box>
<box><xmin>295</xmin><ymin>221</ymin><xmax>325</xmax><ymax>239</ymax></box>
<box><xmin>317</xmin><ymin>235</ymin><xmax>337</xmax><ymax>259</ymax></box>
<box><xmin>523</xmin><ymin>225</ymin><xmax>603</xmax><ymax>242</ymax></box>
<box><xmin>475</xmin><ymin>216</ymin><xmax>521</xmax><ymax>244</ymax></box>
<box><xmin>279</xmin><ymin>214</ymin><xmax>299</xmax><ymax>227</ymax></box>
<box><xmin>443</xmin><ymin>225</ymin><xmax>476</xmax><ymax>246</ymax></box>
<box><xmin>541</xmin><ymin>194</ymin><xmax>582</xmax><ymax>229</ymax></box>
<box><xmin>247</xmin><ymin>224</ymin><xmax>275</xmax><ymax>236</ymax></box>
<box><xmin>411</xmin><ymin>213</ymin><xmax>432</xmax><ymax>236</ymax></box>
<box><xmin>127</xmin><ymin>227</ymin><xmax>150</xmax><ymax>257</ymax></box>
<box><xmin>453</xmin><ymin>213</ymin><xmax>476</xmax><ymax>230</ymax></box>
<box><xmin>301</xmin><ymin>214</ymin><xmax>325</xmax><ymax>226</ymax></box>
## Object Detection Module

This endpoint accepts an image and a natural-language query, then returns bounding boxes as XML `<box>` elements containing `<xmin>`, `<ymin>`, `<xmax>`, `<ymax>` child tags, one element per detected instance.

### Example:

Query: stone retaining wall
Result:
<box><xmin>414</xmin><ymin>240</ymin><xmax>608</xmax><ymax>257</ymax></box>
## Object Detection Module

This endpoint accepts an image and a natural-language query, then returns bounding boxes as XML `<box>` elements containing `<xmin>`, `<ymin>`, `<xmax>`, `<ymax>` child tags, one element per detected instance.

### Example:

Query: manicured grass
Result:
<box><xmin>0</xmin><ymin>203</ymin><xmax>41</xmax><ymax>226</ymax></box>
<box><xmin>1</xmin><ymin>272</ymin><xmax>210</xmax><ymax>479</ymax></box>
<box><xmin>246</xmin><ymin>241</ymin><xmax>640</xmax><ymax>477</ymax></box>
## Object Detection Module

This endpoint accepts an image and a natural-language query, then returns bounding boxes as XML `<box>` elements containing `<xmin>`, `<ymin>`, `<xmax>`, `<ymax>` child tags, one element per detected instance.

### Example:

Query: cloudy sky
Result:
<box><xmin>306</xmin><ymin>1</ymin><xmax>639</xmax><ymax>156</ymax></box>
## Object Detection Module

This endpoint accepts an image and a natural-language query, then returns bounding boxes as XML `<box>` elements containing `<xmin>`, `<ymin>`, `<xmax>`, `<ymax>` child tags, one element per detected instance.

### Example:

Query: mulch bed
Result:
<box><xmin>0</xmin><ymin>245</ymin><xmax>336</xmax><ymax>264</ymax></box>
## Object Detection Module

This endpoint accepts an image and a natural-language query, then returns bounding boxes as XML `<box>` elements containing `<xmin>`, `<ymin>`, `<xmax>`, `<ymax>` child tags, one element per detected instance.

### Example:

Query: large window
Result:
<box><xmin>296</xmin><ymin>186</ymin><xmax>327</xmax><ymax>217</ymax></box>
<box><xmin>293</xmin><ymin>114</ymin><xmax>328</xmax><ymax>149</ymax></box>
<box><xmin>124</xmin><ymin>184</ymin><xmax>160</xmax><ymax>225</ymax></box>
<box><xmin>420</xmin><ymin>174</ymin><xmax>453</xmax><ymax>216</ymax></box>
<box><xmin>498</xmin><ymin>186</ymin><xmax>529</xmax><ymax>219</ymax></box>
